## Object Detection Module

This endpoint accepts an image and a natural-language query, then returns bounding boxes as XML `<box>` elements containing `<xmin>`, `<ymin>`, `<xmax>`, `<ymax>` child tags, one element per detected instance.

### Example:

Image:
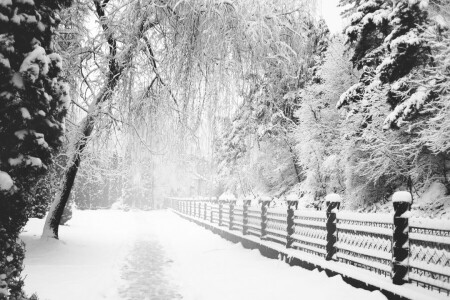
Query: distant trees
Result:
<box><xmin>215</xmin><ymin>11</ymin><xmax>329</xmax><ymax>197</ymax></box>
<box><xmin>0</xmin><ymin>0</ymin><xmax>73</xmax><ymax>298</ymax></box>
<box><xmin>217</xmin><ymin>0</ymin><xmax>450</xmax><ymax>209</ymax></box>
<box><xmin>293</xmin><ymin>37</ymin><xmax>358</xmax><ymax>208</ymax></box>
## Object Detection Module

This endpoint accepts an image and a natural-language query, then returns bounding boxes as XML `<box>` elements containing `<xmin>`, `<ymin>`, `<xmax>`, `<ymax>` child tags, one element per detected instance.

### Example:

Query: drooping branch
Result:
<box><xmin>42</xmin><ymin>0</ymin><xmax>153</xmax><ymax>239</ymax></box>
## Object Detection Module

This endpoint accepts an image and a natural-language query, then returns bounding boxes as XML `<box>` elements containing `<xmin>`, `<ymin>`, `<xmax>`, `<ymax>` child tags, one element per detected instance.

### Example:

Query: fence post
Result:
<box><xmin>218</xmin><ymin>198</ymin><xmax>224</xmax><ymax>226</ymax></box>
<box><xmin>186</xmin><ymin>198</ymin><xmax>189</xmax><ymax>215</ymax></box>
<box><xmin>229</xmin><ymin>194</ymin><xmax>237</xmax><ymax>230</ymax></box>
<box><xmin>260</xmin><ymin>196</ymin><xmax>271</xmax><ymax>240</ymax></box>
<box><xmin>243</xmin><ymin>196</ymin><xmax>252</xmax><ymax>235</ymax></box>
<box><xmin>192</xmin><ymin>198</ymin><xmax>196</xmax><ymax>217</ymax></box>
<box><xmin>286</xmin><ymin>193</ymin><xmax>298</xmax><ymax>249</ymax></box>
<box><xmin>204</xmin><ymin>198</ymin><xmax>208</xmax><ymax>220</ymax></box>
<box><xmin>210</xmin><ymin>197</ymin><xmax>216</xmax><ymax>223</ymax></box>
<box><xmin>187</xmin><ymin>198</ymin><xmax>191</xmax><ymax>215</ymax></box>
<box><xmin>325</xmin><ymin>193</ymin><xmax>341</xmax><ymax>261</ymax></box>
<box><xmin>195</xmin><ymin>197</ymin><xmax>199</xmax><ymax>218</ymax></box>
<box><xmin>392</xmin><ymin>191</ymin><xmax>412</xmax><ymax>285</ymax></box>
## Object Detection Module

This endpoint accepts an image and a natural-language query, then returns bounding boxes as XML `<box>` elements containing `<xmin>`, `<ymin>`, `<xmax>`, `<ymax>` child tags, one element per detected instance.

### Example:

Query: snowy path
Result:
<box><xmin>21</xmin><ymin>210</ymin><xmax>387</xmax><ymax>300</ymax></box>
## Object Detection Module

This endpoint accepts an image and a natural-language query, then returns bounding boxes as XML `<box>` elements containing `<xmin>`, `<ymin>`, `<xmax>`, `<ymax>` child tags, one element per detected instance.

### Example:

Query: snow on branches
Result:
<box><xmin>0</xmin><ymin>0</ymin><xmax>73</xmax><ymax>298</ymax></box>
<box><xmin>338</xmin><ymin>0</ymin><xmax>432</xmax><ymax>128</ymax></box>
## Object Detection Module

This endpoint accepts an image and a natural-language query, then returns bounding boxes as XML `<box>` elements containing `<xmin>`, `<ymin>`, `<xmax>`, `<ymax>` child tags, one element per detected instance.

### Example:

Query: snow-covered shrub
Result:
<box><xmin>0</xmin><ymin>0</ymin><xmax>73</xmax><ymax>298</ymax></box>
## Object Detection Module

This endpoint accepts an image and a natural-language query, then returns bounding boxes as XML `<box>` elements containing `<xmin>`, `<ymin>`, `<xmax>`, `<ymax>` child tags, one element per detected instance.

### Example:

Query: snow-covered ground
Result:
<box><xmin>21</xmin><ymin>209</ymin><xmax>387</xmax><ymax>300</ymax></box>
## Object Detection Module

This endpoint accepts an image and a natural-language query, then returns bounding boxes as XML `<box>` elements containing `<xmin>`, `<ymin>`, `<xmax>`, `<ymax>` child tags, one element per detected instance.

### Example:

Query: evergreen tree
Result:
<box><xmin>0</xmin><ymin>0</ymin><xmax>72</xmax><ymax>298</ymax></box>
<box><xmin>337</xmin><ymin>0</ymin><xmax>431</xmax><ymax>128</ymax></box>
<box><xmin>336</xmin><ymin>0</ymin><xmax>449</xmax><ymax>203</ymax></box>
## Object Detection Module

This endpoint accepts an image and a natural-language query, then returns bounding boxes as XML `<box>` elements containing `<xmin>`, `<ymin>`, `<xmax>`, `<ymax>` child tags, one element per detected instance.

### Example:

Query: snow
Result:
<box><xmin>11</xmin><ymin>72</ymin><xmax>24</xmax><ymax>89</ymax></box>
<box><xmin>48</xmin><ymin>53</ymin><xmax>62</xmax><ymax>71</ymax></box>
<box><xmin>0</xmin><ymin>170</ymin><xmax>13</xmax><ymax>191</ymax></box>
<box><xmin>16</xmin><ymin>0</ymin><xmax>34</xmax><ymax>5</ymax></box>
<box><xmin>218</xmin><ymin>191</ymin><xmax>236</xmax><ymax>201</ymax></box>
<box><xmin>417</xmin><ymin>182</ymin><xmax>447</xmax><ymax>205</ymax></box>
<box><xmin>8</xmin><ymin>154</ymin><xmax>24</xmax><ymax>166</ymax></box>
<box><xmin>0</xmin><ymin>0</ymin><xmax>12</xmax><ymax>7</ymax></box>
<box><xmin>285</xmin><ymin>193</ymin><xmax>298</xmax><ymax>202</ymax></box>
<box><xmin>409</xmin><ymin>0</ymin><xmax>429</xmax><ymax>9</ymax></box>
<box><xmin>26</xmin><ymin>156</ymin><xmax>42</xmax><ymax>167</ymax></box>
<box><xmin>8</xmin><ymin>155</ymin><xmax>42</xmax><ymax>167</ymax></box>
<box><xmin>392</xmin><ymin>191</ymin><xmax>412</xmax><ymax>203</ymax></box>
<box><xmin>14</xmin><ymin>129</ymin><xmax>28</xmax><ymax>139</ymax></box>
<box><xmin>338</xmin><ymin>211</ymin><xmax>392</xmax><ymax>223</ymax></box>
<box><xmin>22</xmin><ymin>210</ymin><xmax>135</xmax><ymax>300</ymax></box>
<box><xmin>20</xmin><ymin>107</ymin><xmax>31</xmax><ymax>119</ymax></box>
<box><xmin>325</xmin><ymin>193</ymin><xmax>341</xmax><ymax>203</ymax></box>
<box><xmin>20</xmin><ymin>46</ymin><xmax>50</xmax><ymax>81</ymax></box>
<box><xmin>22</xmin><ymin>210</ymin><xmax>388</xmax><ymax>300</ymax></box>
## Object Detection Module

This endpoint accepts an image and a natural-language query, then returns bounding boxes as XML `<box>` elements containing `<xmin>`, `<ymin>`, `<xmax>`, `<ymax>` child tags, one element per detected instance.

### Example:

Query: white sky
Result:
<box><xmin>317</xmin><ymin>0</ymin><xmax>345</xmax><ymax>33</ymax></box>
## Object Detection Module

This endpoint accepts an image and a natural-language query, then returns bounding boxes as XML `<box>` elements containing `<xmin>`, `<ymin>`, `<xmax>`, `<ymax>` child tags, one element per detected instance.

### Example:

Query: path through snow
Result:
<box><xmin>21</xmin><ymin>210</ymin><xmax>387</xmax><ymax>300</ymax></box>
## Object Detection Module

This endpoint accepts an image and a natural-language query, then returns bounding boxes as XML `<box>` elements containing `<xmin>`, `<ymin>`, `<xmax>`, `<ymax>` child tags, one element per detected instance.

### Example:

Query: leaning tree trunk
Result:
<box><xmin>42</xmin><ymin>0</ymin><xmax>157</xmax><ymax>239</ymax></box>
<box><xmin>42</xmin><ymin>0</ymin><xmax>122</xmax><ymax>239</ymax></box>
<box><xmin>42</xmin><ymin>87</ymin><xmax>117</xmax><ymax>238</ymax></box>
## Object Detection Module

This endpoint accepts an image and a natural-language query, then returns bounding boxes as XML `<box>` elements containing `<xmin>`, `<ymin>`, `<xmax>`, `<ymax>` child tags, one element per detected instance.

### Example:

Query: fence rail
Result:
<box><xmin>164</xmin><ymin>194</ymin><xmax>450</xmax><ymax>300</ymax></box>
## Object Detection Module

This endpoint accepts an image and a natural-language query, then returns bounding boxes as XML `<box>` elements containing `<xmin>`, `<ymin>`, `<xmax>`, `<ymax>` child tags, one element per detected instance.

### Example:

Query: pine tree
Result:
<box><xmin>0</xmin><ymin>0</ymin><xmax>72</xmax><ymax>298</ymax></box>
<box><xmin>337</xmin><ymin>0</ymin><xmax>431</xmax><ymax>128</ymax></box>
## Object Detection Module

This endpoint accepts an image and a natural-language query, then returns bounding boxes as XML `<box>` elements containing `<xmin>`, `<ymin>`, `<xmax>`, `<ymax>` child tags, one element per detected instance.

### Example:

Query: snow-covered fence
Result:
<box><xmin>211</xmin><ymin>202</ymin><xmax>219</xmax><ymax>224</ymax></box>
<box><xmin>265</xmin><ymin>208</ymin><xmax>287</xmax><ymax>246</ymax></box>
<box><xmin>293</xmin><ymin>210</ymin><xmax>327</xmax><ymax>258</ymax></box>
<box><xmin>335</xmin><ymin>211</ymin><xmax>392</xmax><ymax>277</ymax></box>
<box><xmin>409</xmin><ymin>217</ymin><xmax>450</xmax><ymax>294</ymax></box>
<box><xmin>167</xmin><ymin>193</ymin><xmax>450</xmax><ymax>297</ymax></box>
<box><xmin>247</xmin><ymin>206</ymin><xmax>262</xmax><ymax>238</ymax></box>
<box><xmin>221</xmin><ymin>203</ymin><xmax>230</xmax><ymax>228</ymax></box>
<box><xmin>233</xmin><ymin>205</ymin><xmax>244</xmax><ymax>232</ymax></box>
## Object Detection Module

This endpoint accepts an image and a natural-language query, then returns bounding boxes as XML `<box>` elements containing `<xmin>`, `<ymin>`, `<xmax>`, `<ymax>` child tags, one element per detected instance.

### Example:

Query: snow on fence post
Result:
<box><xmin>243</xmin><ymin>195</ymin><xmax>252</xmax><ymax>235</ymax></box>
<box><xmin>286</xmin><ymin>193</ymin><xmax>299</xmax><ymax>249</ymax></box>
<box><xmin>325</xmin><ymin>193</ymin><xmax>341</xmax><ymax>261</ymax></box>
<box><xmin>260</xmin><ymin>196</ymin><xmax>272</xmax><ymax>240</ymax></box>
<box><xmin>392</xmin><ymin>191</ymin><xmax>412</xmax><ymax>285</ymax></box>
<box><xmin>229</xmin><ymin>194</ymin><xmax>237</xmax><ymax>231</ymax></box>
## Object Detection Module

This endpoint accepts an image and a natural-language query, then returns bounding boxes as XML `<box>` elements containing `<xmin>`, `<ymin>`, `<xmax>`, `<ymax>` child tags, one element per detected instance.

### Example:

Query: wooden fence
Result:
<box><xmin>165</xmin><ymin>193</ymin><xmax>450</xmax><ymax>300</ymax></box>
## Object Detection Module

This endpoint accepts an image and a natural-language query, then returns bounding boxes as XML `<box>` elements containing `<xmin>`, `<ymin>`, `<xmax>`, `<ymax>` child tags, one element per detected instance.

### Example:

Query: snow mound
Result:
<box><xmin>392</xmin><ymin>191</ymin><xmax>412</xmax><ymax>203</ymax></box>
<box><xmin>325</xmin><ymin>193</ymin><xmax>342</xmax><ymax>203</ymax></box>
<box><xmin>0</xmin><ymin>171</ymin><xmax>13</xmax><ymax>191</ymax></box>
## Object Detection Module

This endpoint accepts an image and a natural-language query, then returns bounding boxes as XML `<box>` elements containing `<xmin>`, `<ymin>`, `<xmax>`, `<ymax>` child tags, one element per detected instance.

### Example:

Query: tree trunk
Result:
<box><xmin>42</xmin><ymin>0</ymin><xmax>156</xmax><ymax>239</ymax></box>
<box><xmin>42</xmin><ymin>87</ymin><xmax>117</xmax><ymax>238</ymax></box>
